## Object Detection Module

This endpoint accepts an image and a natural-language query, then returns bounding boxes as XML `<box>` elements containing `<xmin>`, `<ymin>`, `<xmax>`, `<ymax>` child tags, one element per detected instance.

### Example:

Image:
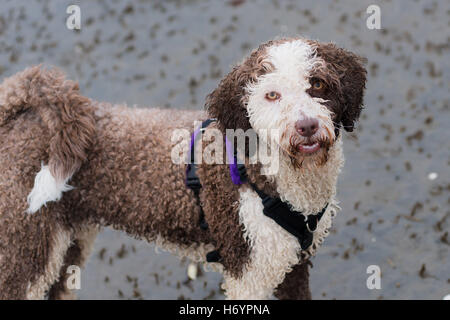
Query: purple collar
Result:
<box><xmin>188</xmin><ymin>119</ymin><xmax>244</xmax><ymax>185</ymax></box>
<box><xmin>225</xmin><ymin>135</ymin><xmax>245</xmax><ymax>185</ymax></box>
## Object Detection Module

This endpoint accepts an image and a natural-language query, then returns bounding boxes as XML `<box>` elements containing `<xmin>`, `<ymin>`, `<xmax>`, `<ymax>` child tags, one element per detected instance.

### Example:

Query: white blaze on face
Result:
<box><xmin>246</xmin><ymin>39</ymin><xmax>334</xmax><ymax>151</ymax></box>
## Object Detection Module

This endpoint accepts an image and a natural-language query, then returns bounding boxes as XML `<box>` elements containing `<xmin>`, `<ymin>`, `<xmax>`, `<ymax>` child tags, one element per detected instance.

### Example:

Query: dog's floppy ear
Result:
<box><xmin>205</xmin><ymin>65</ymin><xmax>252</xmax><ymax>132</ymax></box>
<box><xmin>339</xmin><ymin>51</ymin><xmax>367</xmax><ymax>132</ymax></box>
<box><xmin>206</xmin><ymin>43</ymin><xmax>273</xmax><ymax>132</ymax></box>
<box><xmin>315</xmin><ymin>43</ymin><xmax>367</xmax><ymax>132</ymax></box>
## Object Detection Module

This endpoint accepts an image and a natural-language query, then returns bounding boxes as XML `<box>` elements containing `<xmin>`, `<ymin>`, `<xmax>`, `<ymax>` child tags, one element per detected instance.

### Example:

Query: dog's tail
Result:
<box><xmin>0</xmin><ymin>66</ymin><xmax>96</xmax><ymax>213</ymax></box>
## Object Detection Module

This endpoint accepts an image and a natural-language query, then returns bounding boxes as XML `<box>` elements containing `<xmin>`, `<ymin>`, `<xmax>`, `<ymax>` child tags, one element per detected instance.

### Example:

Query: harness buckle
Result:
<box><xmin>186</xmin><ymin>176</ymin><xmax>202</xmax><ymax>190</ymax></box>
<box><xmin>186</xmin><ymin>165</ymin><xmax>202</xmax><ymax>190</ymax></box>
<box><xmin>236</xmin><ymin>163</ymin><xmax>248</xmax><ymax>182</ymax></box>
<box><xmin>306</xmin><ymin>215</ymin><xmax>318</xmax><ymax>233</ymax></box>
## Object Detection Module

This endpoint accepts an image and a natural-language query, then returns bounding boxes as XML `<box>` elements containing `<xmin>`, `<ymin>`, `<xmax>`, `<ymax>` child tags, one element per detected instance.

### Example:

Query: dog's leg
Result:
<box><xmin>48</xmin><ymin>226</ymin><xmax>98</xmax><ymax>300</ymax></box>
<box><xmin>221</xmin><ymin>188</ymin><xmax>301</xmax><ymax>300</ymax></box>
<box><xmin>222</xmin><ymin>259</ymin><xmax>307</xmax><ymax>300</ymax></box>
<box><xmin>274</xmin><ymin>261</ymin><xmax>312</xmax><ymax>300</ymax></box>
<box><xmin>25</xmin><ymin>224</ymin><xmax>73</xmax><ymax>300</ymax></box>
<box><xmin>0</xmin><ymin>219</ymin><xmax>72</xmax><ymax>300</ymax></box>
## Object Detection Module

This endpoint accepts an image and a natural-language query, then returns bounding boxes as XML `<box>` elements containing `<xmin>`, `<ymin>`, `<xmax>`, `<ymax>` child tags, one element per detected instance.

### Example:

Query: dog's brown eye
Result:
<box><xmin>312</xmin><ymin>80</ymin><xmax>325</xmax><ymax>90</ymax></box>
<box><xmin>265</xmin><ymin>91</ymin><xmax>281</xmax><ymax>101</ymax></box>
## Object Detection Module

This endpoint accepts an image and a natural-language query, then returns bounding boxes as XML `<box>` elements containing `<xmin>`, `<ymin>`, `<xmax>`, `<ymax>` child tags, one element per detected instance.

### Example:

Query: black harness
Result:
<box><xmin>186</xmin><ymin>119</ymin><xmax>328</xmax><ymax>262</ymax></box>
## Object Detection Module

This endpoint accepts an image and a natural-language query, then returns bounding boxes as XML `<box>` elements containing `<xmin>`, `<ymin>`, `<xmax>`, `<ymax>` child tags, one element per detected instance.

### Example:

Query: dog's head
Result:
<box><xmin>206</xmin><ymin>37</ymin><xmax>367</xmax><ymax>168</ymax></box>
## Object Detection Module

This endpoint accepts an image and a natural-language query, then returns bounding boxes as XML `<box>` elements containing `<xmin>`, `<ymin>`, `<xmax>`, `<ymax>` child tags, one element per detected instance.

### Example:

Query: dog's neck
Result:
<box><xmin>262</xmin><ymin>137</ymin><xmax>344</xmax><ymax>215</ymax></box>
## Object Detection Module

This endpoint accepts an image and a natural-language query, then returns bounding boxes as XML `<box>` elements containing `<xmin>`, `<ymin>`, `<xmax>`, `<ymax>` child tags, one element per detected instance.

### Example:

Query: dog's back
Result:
<box><xmin>0</xmin><ymin>66</ymin><xmax>211</xmax><ymax>299</ymax></box>
<box><xmin>0</xmin><ymin>66</ymin><xmax>96</xmax><ymax>211</ymax></box>
<box><xmin>0</xmin><ymin>66</ymin><xmax>96</xmax><ymax>298</ymax></box>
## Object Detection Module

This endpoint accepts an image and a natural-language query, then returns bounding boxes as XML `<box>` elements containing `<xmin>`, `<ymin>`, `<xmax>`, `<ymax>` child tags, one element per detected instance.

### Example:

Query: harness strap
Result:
<box><xmin>186</xmin><ymin>119</ymin><xmax>329</xmax><ymax>259</ymax></box>
<box><xmin>186</xmin><ymin>119</ymin><xmax>216</xmax><ymax>230</ymax></box>
<box><xmin>250</xmin><ymin>182</ymin><xmax>328</xmax><ymax>250</ymax></box>
<box><xmin>225</xmin><ymin>133</ymin><xmax>329</xmax><ymax>251</ymax></box>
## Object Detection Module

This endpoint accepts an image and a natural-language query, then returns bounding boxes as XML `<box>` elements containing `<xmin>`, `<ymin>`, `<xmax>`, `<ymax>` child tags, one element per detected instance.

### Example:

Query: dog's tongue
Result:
<box><xmin>298</xmin><ymin>142</ymin><xmax>320</xmax><ymax>154</ymax></box>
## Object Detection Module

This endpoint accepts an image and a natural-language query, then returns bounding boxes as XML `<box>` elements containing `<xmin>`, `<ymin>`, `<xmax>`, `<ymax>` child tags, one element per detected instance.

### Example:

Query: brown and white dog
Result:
<box><xmin>0</xmin><ymin>37</ymin><xmax>366</xmax><ymax>300</ymax></box>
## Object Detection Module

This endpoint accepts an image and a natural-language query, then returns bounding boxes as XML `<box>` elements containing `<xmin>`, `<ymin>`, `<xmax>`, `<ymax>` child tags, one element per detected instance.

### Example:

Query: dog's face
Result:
<box><xmin>207</xmin><ymin>38</ymin><xmax>367</xmax><ymax>168</ymax></box>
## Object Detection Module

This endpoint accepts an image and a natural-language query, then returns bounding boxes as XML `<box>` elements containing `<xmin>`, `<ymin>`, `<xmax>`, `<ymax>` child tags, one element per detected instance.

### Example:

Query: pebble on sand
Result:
<box><xmin>427</xmin><ymin>172</ymin><xmax>438</xmax><ymax>180</ymax></box>
<box><xmin>187</xmin><ymin>263</ymin><xmax>198</xmax><ymax>280</ymax></box>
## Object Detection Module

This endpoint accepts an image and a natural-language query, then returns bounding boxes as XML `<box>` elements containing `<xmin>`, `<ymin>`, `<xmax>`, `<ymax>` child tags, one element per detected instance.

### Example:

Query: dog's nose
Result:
<box><xmin>295</xmin><ymin>118</ymin><xmax>319</xmax><ymax>137</ymax></box>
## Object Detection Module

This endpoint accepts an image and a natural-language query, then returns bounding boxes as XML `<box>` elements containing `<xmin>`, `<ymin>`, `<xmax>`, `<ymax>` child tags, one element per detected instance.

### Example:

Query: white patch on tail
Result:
<box><xmin>26</xmin><ymin>164</ymin><xmax>73</xmax><ymax>214</ymax></box>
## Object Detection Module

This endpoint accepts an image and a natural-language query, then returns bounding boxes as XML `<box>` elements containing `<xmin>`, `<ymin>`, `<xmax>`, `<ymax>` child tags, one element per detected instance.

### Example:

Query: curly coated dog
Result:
<box><xmin>0</xmin><ymin>37</ymin><xmax>366</xmax><ymax>300</ymax></box>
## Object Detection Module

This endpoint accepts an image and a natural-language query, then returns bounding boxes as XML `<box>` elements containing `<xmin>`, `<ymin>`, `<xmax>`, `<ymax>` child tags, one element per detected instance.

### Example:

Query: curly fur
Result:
<box><xmin>307</xmin><ymin>40</ymin><xmax>367</xmax><ymax>132</ymax></box>
<box><xmin>0</xmin><ymin>37</ymin><xmax>366</xmax><ymax>300</ymax></box>
<box><xmin>0</xmin><ymin>66</ymin><xmax>95</xmax><ymax>182</ymax></box>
